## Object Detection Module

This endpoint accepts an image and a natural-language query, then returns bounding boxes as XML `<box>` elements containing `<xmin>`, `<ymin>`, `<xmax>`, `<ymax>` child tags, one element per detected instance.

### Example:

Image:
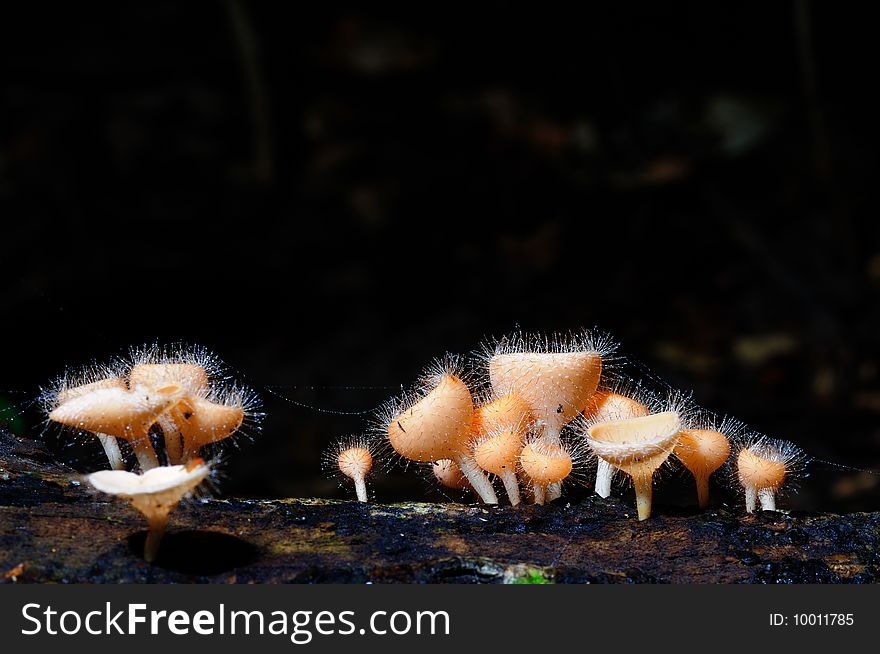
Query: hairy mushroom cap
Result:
<box><xmin>337</xmin><ymin>446</ymin><xmax>373</xmax><ymax>481</ymax></box>
<box><xmin>129</xmin><ymin>363</ymin><xmax>209</xmax><ymax>395</ymax></box>
<box><xmin>170</xmin><ymin>396</ymin><xmax>246</xmax><ymax>448</ymax></box>
<box><xmin>471</xmin><ymin>393</ymin><xmax>531</xmax><ymax>436</ymax></box>
<box><xmin>473</xmin><ymin>429</ymin><xmax>523</xmax><ymax>476</ymax></box>
<box><xmin>386</xmin><ymin>373</ymin><xmax>475</xmax><ymax>462</ymax></box>
<box><xmin>737</xmin><ymin>447</ymin><xmax>787</xmax><ymax>492</ymax></box>
<box><xmin>48</xmin><ymin>383</ymin><xmax>186</xmax><ymax>441</ymax></box>
<box><xmin>432</xmin><ymin>459</ymin><xmax>471</xmax><ymax>490</ymax></box>
<box><xmin>55</xmin><ymin>377</ymin><xmax>127</xmax><ymax>404</ymax></box>
<box><xmin>88</xmin><ymin>461</ymin><xmax>210</xmax><ymax>506</ymax></box>
<box><xmin>584</xmin><ymin>390</ymin><xmax>649</xmax><ymax>423</ymax></box>
<box><xmin>677</xmin><ymin>428</ymin><xmax>731</xmax><ymax>478</ymax></box>
<box><xmin>519</xmin><ymin>439</ymin><xmax>573</xmax><ymax>486</ymax></box>
<box><xmin>586</xmin><ymin>411</ymin><xmax>682</xmax><ymax>476</ymax></box>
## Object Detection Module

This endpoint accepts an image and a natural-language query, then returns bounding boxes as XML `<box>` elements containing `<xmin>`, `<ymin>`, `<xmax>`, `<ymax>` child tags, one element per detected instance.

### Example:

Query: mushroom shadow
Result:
<box><xmin>128</xmin><ymin>530</ymin><xmax>257</xmax><ymax>575</ymax></box>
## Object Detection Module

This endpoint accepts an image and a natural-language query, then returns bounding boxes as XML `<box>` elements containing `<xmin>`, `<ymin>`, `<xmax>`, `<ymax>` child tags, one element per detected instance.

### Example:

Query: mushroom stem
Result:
<box><xmin>96</xmin><ymin>434</ymin><xmax>125</xmax><ymax>470</ymax></box>
<box><xmin>758</xmin><ymin>488</ymin><xmax>776</xmax><ymax>511</ymax></box>
<box><xmin>744</xmin><ymin>486</ymin><xmax>757</xmax><ymax>513</ymax></box>
<box><xmin>633</xmin><ymin>474</ymin><xmax>653</xmax><ymax>521</ymax></box>
<box><xmin>595</xmin><ymin>459</ymin><xmax>614</xmax><ymax>498</ymax></box>
<box><xmin>499</xmin><ymin>470</ymin><xmax>521</xmax><ymax>506</ymax></box>
<box><xmin>131</xmin><ymin>437</ymin><xmax>160</xmax><ymax>472</ymax></box>
<box><xmin>694</xmin><ymin>471</ymin><xmax>711</xmax><ymax>509</ymax></box>
<box><xmin>353</xmin><ymin>476</ymin><xmax>368</xmax><ymax>503</ymax></box>
<box><xmin>144</xmin><ymin>512</ymin><xmax>169</xmax><ymax>563</ymax></box>
<box><xmin>453</xmin><ymin>452</ymin><xmax>498</xmax><ymax>504</ymax></box>
<box><xmin>540</xmin><ymin>425</ymin><xmax>563</xmax><ymax>502</ymax></box>
<box><xmin>532</xmin><ymin>484</ymin><xmax>546</xmax><ymax>505</ymax></box>
<box><xmin>158</xmin><ymin>414</ymin><xmax>183</xmax><ymax>465</ymax></box>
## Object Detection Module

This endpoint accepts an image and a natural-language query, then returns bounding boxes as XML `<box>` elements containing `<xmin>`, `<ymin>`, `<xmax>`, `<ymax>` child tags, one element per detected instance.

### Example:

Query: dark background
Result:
<box><xmin>1</xmin><ymin>1</ymin><xmax>878</xmax><ymax>511</ymax></box>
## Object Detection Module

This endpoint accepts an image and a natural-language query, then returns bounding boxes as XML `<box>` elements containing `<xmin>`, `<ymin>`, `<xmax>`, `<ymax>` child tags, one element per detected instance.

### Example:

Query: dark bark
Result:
<box><xmin>1</xmin><ymin>431</ymin><xmax>878</xmax><ymax>583</ymax></box>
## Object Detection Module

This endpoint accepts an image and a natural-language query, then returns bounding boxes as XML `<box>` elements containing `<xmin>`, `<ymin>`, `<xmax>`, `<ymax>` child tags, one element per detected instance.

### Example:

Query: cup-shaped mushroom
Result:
<box><xmin>169</xmin><ymin>397</ymin><xmax>245</xmax><ymax>462</ymax></box>
<box><xmin>432</xmin><ymin>459</ymin><xmax>472</xmax><ymax>491</ymax></box>
<box><xmin>471</xmin><ymin>393</ymin><xmax>531</xmax><ymax>436</ymax></box>
<box><xmin>49</xmin><ymin>384</ymin><xmax>186</xmax><ymax>471</ymax></box>
<box><xmin>584</xmin><ymin>391</ymin><xmax>649</xmax><ymax>497</ymax></box>
<box><xmin>87</xmin><ymin>460</ymin><xmax>210</xmax><ymax>562</ymax></box>
<box><xmin>587</xmin><ymin>411</ymin><xmax>681</xmax><ymax>520</ymax></box>
<box><xmin>737</xmin><ymin>447</ymin><xmax>787</xmax><ymax>513</ymax></box>
<box><xmin>675</xmin><ymin>429</ymin><xmax>730</xmax><ymax>508</ymax></box>
<box><xmin>473</xmin><ymin>429</ymin><xmax>524</xmax><ymax>505</ymax></box>
<box><xmin>387</xmin><ymin>374</ymin><xmax>497</xmax><ymax>504</ymax></box>
<box><xmin>519</xmin><ymin>440</ymin><xmax>573</xmax><ymax>505</ymax></box>
<box><xmin>337</xmin><ymin>446</ymin><xmax>373</xmax><ymax>502</ymax></box>
<box><xmin>54</xmin><ymin>377</ymin><xmax>128</xmax><ymax>470</ymax></box>
<box><xmin>489</xmin><ymin>352</ymin><xmax>601</xmax><ymax>443</ymax></box>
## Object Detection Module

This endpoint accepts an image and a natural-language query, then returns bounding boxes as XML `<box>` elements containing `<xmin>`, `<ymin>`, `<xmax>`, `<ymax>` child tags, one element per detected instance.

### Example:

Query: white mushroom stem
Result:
<box><xmin>539</xmin><ymin>423</ymin><xmax>563</xmax><ymax>502</ymax></box>
<box><xmin>499</xmin><ymin>470</ymin><xmax>521</xmax><ymax>506</ymax></box>
<box><xmin>744</xmin><ymin>486</ymin><xmax>757</xmax><ymax>513</ymax></box>
<box><xmin>453</xmin><ymin>452</ymin><xmax>498</xmax><ymax>504</ymax></box>
<box><xmin>594</xmin><ymin>459</ymin><xmax>614</xmax><ymax>498</ymax></box>
<box><xmin>96</xmin><ymin>434</ymin><xmax>125</xmax><ymax>471</ymax></box>
<box><xmin>158</xmin><ymin>414</ymin><xmax>183</xmax><ymax>465</ymax></box>
<box><xmin>131</xmin><ymin>437</ymin><xmax>160</xmax><ymax>472</ymax></box>
<box><xmin>532</xmin><ymin>484</ymin><xmax>546</xmax><ymax>506</ymax></box>
<box><xmin>634</xmin><ymin>475</ymin><xmax>653</xmax><ymax>521</ymax></box>
<box><xmin>144</xmin><ymin>512</ymin><xmax>169</xmax><ymax>563</ymax></box>
<box><xmin>353</xmin><ymin>476</ymin><xmax>368</xmax><ymax>503</ymax></box>
<box><xmin>758</xmin><ymin>488</ymin><xmax>776</xmax><ymax>511</ymax></box>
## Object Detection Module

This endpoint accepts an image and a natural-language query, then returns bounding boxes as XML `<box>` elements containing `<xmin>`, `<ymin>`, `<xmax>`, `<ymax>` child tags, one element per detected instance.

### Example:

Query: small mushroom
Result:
<box><xmin>87</xmin><ymin>459</ymin><xmax>211</xmax><ymax>562</ymax></box>
<box><xmin>49</xmin><ymin>383</ymin><xmax>186</xmax><ymax>471</ymax></box>
<box><xmin>488</xmin><ymin>332</ymin><xmax>611</xmax><ymax>502</ymax></box>
<box><xmin>582</xmin><ymin>389</ymin><xmax>649</xmax><ymax>498</ymax></box>
<box><xmin>432</xmin><ymin>459</ymin><xmax>472</xmax><ymax>492</ymax></box>
<box><xmin>384</xmin><ymin>362</ymin><xmax>498</xmax><ymax>504</ymax></box>
<box><xmin>735</xmin><ymin>437</ymin><xmax>807</xmax><ymax>512</ymax></box>
<box><xmin>586</xmin><ymin>411</ymin><xmax>682</xmax><ymax>520</ymax></box>
<box><xmin>324</xmin><ymin>436</ymin><xmax>375</xmax><ymax>502</ymax></box>
<box><xmin>519</xmin><ymin>438</ymin><xmax>573</xmax><ymax>503</ymax></box>
<box><xmin>470</xmin><ymin>393</ymin><xmax>531</xmax><ymax>505</ymax></box>
<box><xmin>674</xmin><ymin>416</ymin><xmax>738</xmax><ymax>509</ymax></box>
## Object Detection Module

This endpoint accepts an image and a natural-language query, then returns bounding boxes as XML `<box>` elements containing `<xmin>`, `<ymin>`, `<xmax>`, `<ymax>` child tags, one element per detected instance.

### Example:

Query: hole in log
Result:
<box><xmin>128</xmin><ymin>530</ymin><xmax>257</xmax><ymax>575</ymax></box>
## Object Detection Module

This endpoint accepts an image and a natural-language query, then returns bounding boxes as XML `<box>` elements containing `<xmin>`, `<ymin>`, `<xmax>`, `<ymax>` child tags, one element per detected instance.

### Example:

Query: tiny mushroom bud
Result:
<box><xmin>487</xmin><ymin>331</ymin><xmax>612</xmax><ymax>502</ymax></box>
<box><xmin>384</xmin><ymin>360</ymin><xmax>498</xmax><ymax>504</ymax></box>
<box><xmin>583</xmin><ymin>388</ymin><xmax>650</xmax><ymax>498</ymax></box>
<box><xmin>519</xmin><ymin>438</ymin><xmax>573</xmax><ymax>504</ymax></box>
<box><xmin>470</xmin><ymin>393</ymin><xmax>531</xmax><ymax>505</ymax></box>
<box><xmin>674</xmin><ymin>416</ymin><xmax>738</xmax><ymax>509</ymax></box>
<box><xmin>586</xmin><ymin>411</ymin><xmax>682</xmax><ymax>520</ymax></box>
<box><xmin>735</xmin><ymin>437</ymin><xmax>807</xmax><ymax>513</ymax></box>
<box><xmin>432</xmin><ymin>459</ymin><xmax>472</xmax><ymax>492</ymax></box>
<box><xmin>87</xmin><ymin>459</ymin><xmax>211</xmax><ymax>562</ymax></box>
<box><xmin>324</xmin><ymin>436</ymin><xmax>375</xmax><ymax>502</ymax></box>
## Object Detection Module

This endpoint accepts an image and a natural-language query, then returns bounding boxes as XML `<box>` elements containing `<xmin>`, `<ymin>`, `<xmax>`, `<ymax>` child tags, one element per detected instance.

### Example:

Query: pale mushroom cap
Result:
<box><xmin>473</xmin><ymin>429</ymin><xmax>523</xmax><ymax>475</ymax></box>
<box><xmin>129</xmin><ymin>363</ymin><xmax>209</xmax><ymax>394</ymax></box>
<box><xmin>387</xmin><ymin>374</ymin><xmax>474</xmax><ymax>462</ymax></box>
<box><xmin>337</xmin><ymin>447</ymin><xmax>373</xmax><ymax>480</ymax></box>
<box><xmin>56</xmin><ymin>377</ymin><xmax>126</xmax><ymax>405</ymax></box>
<box><xmin>88</xmin><ymin>462</ymin><xmax>210</xmax><ymax>497</ymax></box>
<box><xmin>172</xmin><ymin>396</ymin><xmax>245</xmax><ymax>447</ymax></box>
<box><xmin>737</xmin><ymin>448</ymin><xmax>787</xmax><ymax>491</ymax></box>
<box><xmin>49</xmin><ymin>384</ymin><xmax>186</xmax><ymax>440</ymax></box>
<box><xmin>584</xmin><ymin>391</ymin><xmax>648</xmax><ymax>423</ymax></box>
<box><xmin>675</xmin><ymin>429</ymin><xmax>731</xmax><ymax>475</ymax></box>
<box><xmin>432</xmin><ymin>459</ymin><xmax>471</xmax><ymax>490</ymax></box>
<box><xmin>489</xmin><ymin>351</ymin><xmax>601</xmax><ymax>434</ymax></box>
<box><xmin>471</xmin><ymin>393</ymin><xmax>531</xmax><ymax>437</ymax></box>
<box><xmin>519</xmin><ymin>440</ymin><xmax>573</xmax><ymax>485</ymax></box>
<box><xmin>586</xmin><ymin>411</ymin><xmax>681</xmax><ymax>474</ymax></box>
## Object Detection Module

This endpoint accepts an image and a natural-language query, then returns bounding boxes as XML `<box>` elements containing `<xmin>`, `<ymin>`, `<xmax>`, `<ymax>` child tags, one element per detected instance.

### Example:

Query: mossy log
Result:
<box><xmin>1</xmin><ymin>431</ymin><xmax>878</xmax><ymax>583</ymax></box>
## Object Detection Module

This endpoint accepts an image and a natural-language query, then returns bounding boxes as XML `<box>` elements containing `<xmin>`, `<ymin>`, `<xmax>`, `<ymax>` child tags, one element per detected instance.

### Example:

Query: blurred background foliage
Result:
<box><xmin>1</xmin><ymin>1</ymin><xmax>878</xmax><ymax>510</ymax></box>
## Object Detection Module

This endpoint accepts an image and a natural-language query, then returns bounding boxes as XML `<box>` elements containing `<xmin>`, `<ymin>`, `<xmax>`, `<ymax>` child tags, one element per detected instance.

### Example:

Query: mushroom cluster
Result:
<box><xmin>325</xmin><ymin>330</ymin><xmax>810</xmax><ymax>519</ymax></box>
<box><xmin>43</xmin><ymin>344</ymin><xmax>261</xmax><ymax>471</ymax></box>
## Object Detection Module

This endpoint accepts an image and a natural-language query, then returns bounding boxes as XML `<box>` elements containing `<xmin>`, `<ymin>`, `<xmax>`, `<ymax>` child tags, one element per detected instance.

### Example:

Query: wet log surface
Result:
<box><xmin>1</xmin><ymin>431</ymin><xmax>878</xmax><ymax>584</ymax></box>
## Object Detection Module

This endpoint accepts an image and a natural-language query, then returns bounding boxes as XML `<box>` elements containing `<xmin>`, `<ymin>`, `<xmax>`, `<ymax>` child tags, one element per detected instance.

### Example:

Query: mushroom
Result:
<box><xmin>50</xmin><ymin>376</ymin><xmax>129</xmax><ymax>470</ymax></box>
<box><xmin>470</xmin><ymin>393</ymin><xmax>531</xmax><ymax>505</ymax></box>
<box><xmin>582</xmin><ymin>388</ymin><xmax>650</xmax><ymax>498</ymax></box>
<box><xmin>519</xmin><ymin>438</ymin><xmax>573</xmax><ymax>502</ymax></box>
<box><xmin>87</xmin><ymin>459</ymin><xmax>211</xmax><ymax>562</ymax></box>
<box><xmin>49</xmin><ymin>382</ymin><xmax>186</xmax><ymax>471</ymax></box>
<box><xmin>432</xmin><ymin>459</ymin><xmax>473</xmax><ymax>492</ymax></box>
<box><xmin>488</xmin><ymin>332</ymin><xmax>611</xmax><ymax>502</ymax></box>
<box><xmin>324</xmin><ymin>436</ymin><xmax>375</xmax><ymax>502</ymax></box>
<box><xmin>735</xmin><ymin>437</ymin><xmax>807</xmax><ymax>512</ymax></box>
<box><xmin>586</xmin><ymin>411</ymin><xmax>682</xmax><ymax>520</ymax></box>
<box><xmin>674</xmin><ymin>416</ymin><xmax>738</xmax><ymax>509</ymax></box>
<box><xmin>384</xmin><ymin>361</ymin><xmax>498</xmax><ymax>504</ymax></box>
